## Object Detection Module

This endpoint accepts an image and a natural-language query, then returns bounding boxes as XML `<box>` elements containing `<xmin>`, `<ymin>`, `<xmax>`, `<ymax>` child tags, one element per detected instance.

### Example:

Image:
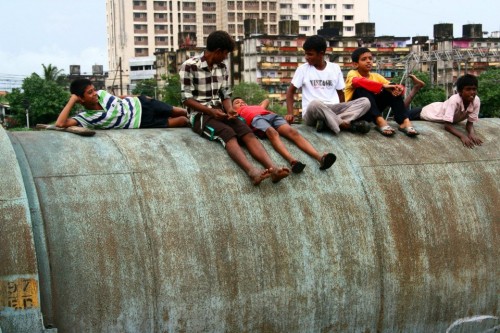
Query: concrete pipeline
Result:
<box><xmin>1</xmin><ymin>119</ymin><xmax>499</xmax><ymax>333</ymax></box>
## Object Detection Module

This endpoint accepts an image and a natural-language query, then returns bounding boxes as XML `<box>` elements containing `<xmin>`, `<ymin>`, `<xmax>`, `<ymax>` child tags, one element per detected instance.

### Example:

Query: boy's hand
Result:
<box><xmin>284</xmin><ymin>114</ymin><xmax>294</xmax><ymax>124</ymax></box>
<box><xmin>70</xmin><ymin>94</ymin><xmax>82</xmax><ymax>104</ymax></box>
<box><xmin>209</xmin><ymin>108</ymin><xmax>228</xmax><ymax>120</ymax></box>
<box><xmin>383</xmin><ymin>84</ymin><xmax>404</xmax><ymax>96</ymax></box>
<box><xmin>226</xmin><ymin>109</ymin><xmax>239</xmax><ymax>120</ymax></box>
<box><xmin>468</xmin><ymin>134</ymin><xmax>483</xmax><ymax>146</ymax></box>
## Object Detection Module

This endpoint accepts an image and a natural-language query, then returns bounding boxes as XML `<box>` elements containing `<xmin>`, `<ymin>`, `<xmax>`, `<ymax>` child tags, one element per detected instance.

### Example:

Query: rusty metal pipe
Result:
<box><xmin>1</xmin><ymin>120</ymin><xmax>499</xmax><ymax>333</ymax></box>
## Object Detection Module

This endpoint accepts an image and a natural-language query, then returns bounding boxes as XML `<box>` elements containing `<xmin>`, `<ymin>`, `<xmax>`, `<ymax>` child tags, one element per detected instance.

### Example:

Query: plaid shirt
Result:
<box><xmin>179</xmin><ymin>52</ymin><xmax>231</xmax><ymax>115</ymax></box>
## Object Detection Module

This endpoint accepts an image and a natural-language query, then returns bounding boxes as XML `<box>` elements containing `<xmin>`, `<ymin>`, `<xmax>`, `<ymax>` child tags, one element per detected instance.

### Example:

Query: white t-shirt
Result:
<box><xmin>420</xmin><ymin>93</ymin><xmax>480</xmax><ymax>123</ymax></box>
<box><xmin>290</xmin><ymin>61</ymin><xmax>345</xmax><ymax>115</ymax></box>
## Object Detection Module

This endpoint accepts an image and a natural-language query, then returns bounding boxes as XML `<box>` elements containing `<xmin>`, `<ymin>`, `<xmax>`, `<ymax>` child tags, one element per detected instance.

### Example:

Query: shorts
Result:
<box><xmin>191</xmin><ymin>112</ymin><xmax>253</xmax><ymax>147</ymax></box>
<box><xmin>251</xmin><ymin>113</ymin><xmax>287</xmax><ymax>132</ymax></box>
<box><xmin>138</xmin><ymin>95</ymin><xmax>173</xmax><ymax>128</ymax></box>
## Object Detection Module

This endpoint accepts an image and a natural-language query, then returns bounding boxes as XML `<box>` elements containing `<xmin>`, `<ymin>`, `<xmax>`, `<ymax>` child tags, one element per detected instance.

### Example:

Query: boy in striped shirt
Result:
<box><xmin>56</xmin><ymin>78</ymin><xmax>188</xmax><ymax>129</ymax></box>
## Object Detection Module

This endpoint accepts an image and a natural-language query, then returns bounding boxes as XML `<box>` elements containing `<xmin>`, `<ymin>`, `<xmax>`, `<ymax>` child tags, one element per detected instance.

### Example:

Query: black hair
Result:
<box><xmin>206</xmin><ymin>30</ymin><xmax>235</xmax><ymax>52</ymax></box>
<box><xmin>456</xmin><ymin>74</ymin><xmax>478</xmax><ymax>91</ymax></box>
<box><xmin>70</xmin><ymin>78</ymin><xmax>93</xmax><ymax>97</ymax></box>
<box><xmin>303</xmin><ymin>35</ymin><xmax>327</xmax><ymax>53</ymax></box>
<box><xmin>232</xmin><ymin>96</ymin><xmax>243</xmax><ymax>102</ymax></box>
<box><xmin>351</xmin><ymin>47</ymin><xmax>372</xmax><ymax>62</ymax></box>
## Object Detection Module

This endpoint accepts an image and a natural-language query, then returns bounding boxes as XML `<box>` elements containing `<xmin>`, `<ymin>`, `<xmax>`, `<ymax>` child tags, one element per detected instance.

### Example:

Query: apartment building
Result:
<box><xmin>106</xmin><ymin>0</ymin><xmax>369</xmax><ymax>90</ymax></box>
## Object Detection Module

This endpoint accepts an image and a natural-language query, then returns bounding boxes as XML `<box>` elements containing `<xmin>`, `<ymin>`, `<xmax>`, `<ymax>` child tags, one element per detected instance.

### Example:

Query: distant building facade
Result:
<box><xmin>105</xmin><ymin>0</ymin><xmax>369</xmax><ymax>90</ymax></box>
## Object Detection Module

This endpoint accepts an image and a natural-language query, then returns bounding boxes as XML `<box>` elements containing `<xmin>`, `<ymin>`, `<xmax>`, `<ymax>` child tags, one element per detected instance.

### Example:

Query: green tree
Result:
<box><xmin>232</xmin><ymin>82</ymin><xmax>268</xmax><ymax>105</ymax></box>
<box><xmin>7</xmin><ymin>73</ymin><xmax>70</xmax><ymax>127</ymax></box>
<box><xmin>392</xmin><ymin>71</ymin><xmax>446</xmax><ymax>108</ymax></box>
<box><xmin>478</xmin><ymin>68</ymin><xmax>500</xmax><ymax>118</ymax></box>
<box><xmin>132</xmin><ymin>78</ymin><xmax>158</xmax><ymax>98</ymax></box>
<box><xmin>42</xmin><ymin>63</ymin><xmax>67</xmax><ymax>86</ymax></box>
<box><xmin>161</xmin><ymin>74</ymin><xmax>182</xmax><ymax>106</ymax></box>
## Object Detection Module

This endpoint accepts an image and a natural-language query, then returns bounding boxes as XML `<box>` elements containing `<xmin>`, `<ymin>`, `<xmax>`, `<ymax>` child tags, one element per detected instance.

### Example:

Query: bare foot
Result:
<box><xmin>249</xmin><ymin>168</ymin><xmax>271</xmax><ymax>185</ymax></box>
<box><xmin>270</xmin><ymin>167</ymin><xmax>290</xmax><ymax>183</ymax></box>
<box><xmin>408</xmin><ymin>74</ymin><xmax>425</xmax><ymax>88</ymax></box>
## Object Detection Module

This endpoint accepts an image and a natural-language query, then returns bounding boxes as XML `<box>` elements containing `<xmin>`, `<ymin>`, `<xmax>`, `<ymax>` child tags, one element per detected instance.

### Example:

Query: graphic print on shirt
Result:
<box><xmin>309</xmin><ymin>79</ymin><xmax>334</xmax><ymax>89</ymax></box>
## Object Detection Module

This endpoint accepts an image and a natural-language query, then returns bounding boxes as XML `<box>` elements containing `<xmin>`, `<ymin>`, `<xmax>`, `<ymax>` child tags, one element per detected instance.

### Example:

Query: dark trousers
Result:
<box><xmin>407</xmin><ymin>107</ymin><xmax>423</xmax><ymax>120</ymax></box>
<box><xmin>353</xmin><ymin>87</ymin><xmax>409</xmax><ymax>125</ymax></box>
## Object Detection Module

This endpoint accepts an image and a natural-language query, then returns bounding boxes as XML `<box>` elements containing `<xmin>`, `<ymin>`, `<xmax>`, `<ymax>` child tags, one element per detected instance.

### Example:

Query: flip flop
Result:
<box><xmin>375</xmin><ymin>125</ymin><xmax>395</xmax><ymax>136</ymax></box>
<box><xmin>398</xmin><ymin>126</ymin><xmax>420</xmax><ymax>137</ymax></box>
<box><xmin>319</xmin><ymin>153</ymin><xmax>337</xmax><ymax>170</ymax></box>
<box><xmin>291</xmin><ymin>161</ymin><xmax>306</xmax><ymax>174</ymax></box>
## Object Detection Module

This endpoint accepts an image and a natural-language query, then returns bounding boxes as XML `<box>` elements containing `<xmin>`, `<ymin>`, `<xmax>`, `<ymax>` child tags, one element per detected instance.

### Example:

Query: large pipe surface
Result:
<box><xmin>1</xmin><ymin>120</ymin><xmax>499</xmax><ymax>333</ymax></box>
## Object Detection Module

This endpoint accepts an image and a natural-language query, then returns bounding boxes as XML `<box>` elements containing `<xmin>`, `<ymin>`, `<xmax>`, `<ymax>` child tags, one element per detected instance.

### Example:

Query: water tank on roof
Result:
<box><xmin>318</xmin><ymin>21</ymin><xmax>343</xmax><ymax>37</ymax></box>
<box><xmin>244</xmin><ymin>18</ymin><xmax>266</xmax><ymax>37</ymax></box>
<box><xmin>279</xmin><ymin>20</ymin><xmax>299</xmax><ymax>35</ymax></box>
<box><xmin>355</xmin><ymin>23</ymin><xmax>375</xmax><ymax>38</ymax></box>
<box><xmin>463</xmin><ymin>24</ymin><xmax>483</xmax><ymax>38</ymax></box>
<box><xmin>92</xmin><ymin>65</ymin><xmax>103</xmax><ymax>75</ymax></box>
<box><xmin>412</xmin><ymin>36</ymin><xmax>429</xmax><ymax>45</ymax></box>
<box><xmin>434</xmin><ymin>23</ymin><xmax>453</xmax><ymax>40</ymax></box>
<box><xmin>69</xmin><ymin>65</ymin><xmax>80</xmax><ymax>76</ymax></box>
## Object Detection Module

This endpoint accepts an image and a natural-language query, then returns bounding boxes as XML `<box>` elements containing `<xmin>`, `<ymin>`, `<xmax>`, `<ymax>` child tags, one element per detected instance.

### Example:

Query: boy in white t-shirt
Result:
<box><xmin>285</xmin><ymin>35</ymin><xmax>371</xmax><ymax>134</ymax></box>
<box><xmin>408</xmin><ymin>74</ymin><xmax>483</xmax><ymax>148</ymax></box>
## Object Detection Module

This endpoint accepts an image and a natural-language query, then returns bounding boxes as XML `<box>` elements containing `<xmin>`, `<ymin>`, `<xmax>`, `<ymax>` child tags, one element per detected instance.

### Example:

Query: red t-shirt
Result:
<box><xmin>237</xmin><ymin>105</ymin><xmax>272</xmax><ymax>126</ymax></box>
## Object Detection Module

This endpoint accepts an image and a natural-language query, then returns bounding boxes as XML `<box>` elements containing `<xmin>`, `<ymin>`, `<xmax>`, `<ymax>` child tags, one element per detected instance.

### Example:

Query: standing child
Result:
<box><xmin>345</xmin><ymin>47</ymin><xmax>421</xmax><ymax>137</ymax></box>
<box><xmin>233</xmin><ymin>97</ymin><xmax>336</xmax><ymax>173</ymax></box>
<box><xmin>408</xmin><ymin>74</ymin><xmax>483</xmax><ymax>148</ymax></box>
<box><xmin>56</xmin><ymin>78</ymin><xmax>189</xmax><ymax>129</ymax></box>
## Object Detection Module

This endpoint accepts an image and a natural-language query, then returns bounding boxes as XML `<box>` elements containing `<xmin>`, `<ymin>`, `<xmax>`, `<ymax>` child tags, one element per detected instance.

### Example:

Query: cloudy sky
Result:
<box><xmin>1</xmin><ymin>0</ymin><xmax>498</xmax><ymax>89</ymax></box>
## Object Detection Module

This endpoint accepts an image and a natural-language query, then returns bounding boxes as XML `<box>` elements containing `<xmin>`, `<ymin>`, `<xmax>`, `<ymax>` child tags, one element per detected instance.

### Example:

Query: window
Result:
<box><xmin>325</xmin><ymin>4</ymin><xmax>336</xmax><ymax>9</ymax></box>
<box><xmin>299</xmin><ymin>15</ymin><xmax>310</xmax><ymax>20</ymax></box>
<box><xmin>344</xmin><ymin>15</ymin><xmax>354</xmax><ymax>20</ymax></box>
<box><xmin>325</xmin><ymin>15</ymin><xmax>335</xmax><ymax>21</ymax></box>
<box><xmin>344</xmin><ymin>26</ymin><xmax>354</xmax><ymax>31</ymax></box>
<box><xmin>299</xmin><ymin>4</ymin><xmax>309</xmax><ymax>9</ymax></box>
<box><xmin>343</xmin><ymin>4</ymin><xmax>354</xmax><ymax>9</ymax></box>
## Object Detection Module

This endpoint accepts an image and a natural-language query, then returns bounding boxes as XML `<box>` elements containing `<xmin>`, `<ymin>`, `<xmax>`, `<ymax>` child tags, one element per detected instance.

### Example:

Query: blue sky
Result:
<box><xmin>0</xmin><ymin>0</ymin><xmax>498</xmax><ymax>84</ymax></box>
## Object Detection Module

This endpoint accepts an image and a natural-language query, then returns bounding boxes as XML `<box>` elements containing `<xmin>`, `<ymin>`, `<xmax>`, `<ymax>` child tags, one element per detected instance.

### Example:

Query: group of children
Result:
<box><xmin>56</xmin><ymin>32</ymin><xmax>484</xmax><ymax>185</ymax></box>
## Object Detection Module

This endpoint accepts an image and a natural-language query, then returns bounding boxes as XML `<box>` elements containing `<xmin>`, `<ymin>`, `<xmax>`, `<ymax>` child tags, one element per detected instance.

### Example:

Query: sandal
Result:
<box><xmin>375</xmin><ymin>125</ymin><xmax>395</xmax><ymax>136</ymax></box>
<box><xmin>291</xmin><ymin>160</ymin><xmax>306</xmax><ymax>174</ymax></box>
<box><xmin>319</xmin><ymin>153</ymin><xmax>337</xmax><ymax>170</ymax></box>
<box><xmin>398</xmin><ymin>126</ymin><xmax>420</xmax><ymax>137</ymax></box>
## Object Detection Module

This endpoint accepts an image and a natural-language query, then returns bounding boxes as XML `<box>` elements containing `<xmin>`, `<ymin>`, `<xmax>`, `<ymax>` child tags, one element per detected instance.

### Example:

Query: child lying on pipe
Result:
<box><xmin>232</xmin><ymin>97</ymin><xmax>336</xmax><ymax>173</ymax></box>
<box><xmin>56</xmin><ymin>78</ymin><xmax>189</xmax><ymax>129</ymax></box>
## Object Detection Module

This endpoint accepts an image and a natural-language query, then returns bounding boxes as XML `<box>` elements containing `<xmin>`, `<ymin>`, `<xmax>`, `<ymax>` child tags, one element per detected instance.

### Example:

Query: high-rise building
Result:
<box><xmin>106</xmin><ymin>0</ymin><xmax>369</xmax><ymax>90</ymax></box>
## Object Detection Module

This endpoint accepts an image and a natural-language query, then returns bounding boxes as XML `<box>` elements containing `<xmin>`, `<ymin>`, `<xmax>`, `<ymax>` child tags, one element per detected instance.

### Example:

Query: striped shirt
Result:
<box><xmin>73</xmin><ymin>90</ymin><xmax>142</xmax><ymax>129</ymax></box>
<box><xmin>179</xmin><ymin>52</ymin><xmax>231</xmax><ymax>115</ymax></box>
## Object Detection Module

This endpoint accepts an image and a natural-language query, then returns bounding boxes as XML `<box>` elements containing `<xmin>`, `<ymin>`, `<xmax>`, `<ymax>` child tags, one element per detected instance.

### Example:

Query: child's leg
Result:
<box><xmin>302</xmin><ymin>100</ymin><xmax>343</xmax><ymax>133</ymax></box>
<box><xmin>404</xmin><ymin>74</ymin><xmax>425</xmax><ymax>109</ymax></box>
<box><xmin>265</xmin><ymin>127</ymin><xmax>295</xmax><ymax>164</ymax></box>
<box><xmin>167</xmin><ymin>116</ymin><xmax>189</xmax><ymax>127</ymax></box>
<box><xmin>277</xmin><ymin>124</ymin><xmax>322</xmax><ymax>162</ymax></box>
<box><xmin>407</xmin><ymin>107</ymin><xmax>422</xmax><ymax>121</ymax></box>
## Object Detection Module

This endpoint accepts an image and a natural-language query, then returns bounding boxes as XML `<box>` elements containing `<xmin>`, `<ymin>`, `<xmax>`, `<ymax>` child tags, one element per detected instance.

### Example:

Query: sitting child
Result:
<box><xmin>345</xmin><ymin>47</ymin><xmax>423</xmax><ymax>137</ymax></box>
<box><xmin>232</xmin><ymin>97</ymin><xmax>336</xmax><ymax>172</ymax></box>
<box><xmin>408</xmin><ymin>74</ymin><xmax>483</xmax><ymax>148</ymax></box>
<box><xmin>56</xmin><ymin>78</ymin><xmax>189</xmax><ymax>129</ymax></box>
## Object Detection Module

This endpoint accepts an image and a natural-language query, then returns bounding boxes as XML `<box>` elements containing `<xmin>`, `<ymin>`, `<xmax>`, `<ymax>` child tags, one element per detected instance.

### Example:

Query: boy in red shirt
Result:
<box><xmin>233</xmin><ymin>97</ymin><xmax>336</xmax><ymax>172</ymax></box>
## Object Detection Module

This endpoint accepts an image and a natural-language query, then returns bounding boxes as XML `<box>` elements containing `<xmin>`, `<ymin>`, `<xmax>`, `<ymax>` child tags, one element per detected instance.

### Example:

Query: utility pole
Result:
<box><xmin>119</xmin><ymin>57</ymin><xmax>123</xmax><ymax>96</ymax></box>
